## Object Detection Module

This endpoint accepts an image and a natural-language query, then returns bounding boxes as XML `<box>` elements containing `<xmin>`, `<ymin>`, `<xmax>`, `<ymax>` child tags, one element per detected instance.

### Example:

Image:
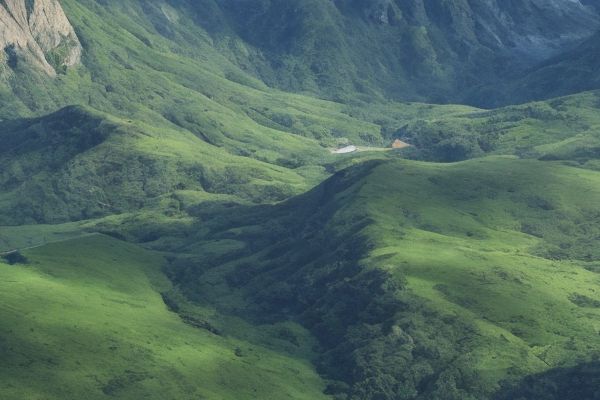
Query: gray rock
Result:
<box><xmin>0</xmin><ymin>0</ymin><xmax>82</xmax><ymax>76</ymax></box>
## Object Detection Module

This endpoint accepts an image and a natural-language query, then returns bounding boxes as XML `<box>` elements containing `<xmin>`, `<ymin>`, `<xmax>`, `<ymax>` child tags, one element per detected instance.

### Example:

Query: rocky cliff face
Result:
<box><xmin>0</xmin><ymin>0</ymin><xmax>81</xmax><ymax>76</ymax></box>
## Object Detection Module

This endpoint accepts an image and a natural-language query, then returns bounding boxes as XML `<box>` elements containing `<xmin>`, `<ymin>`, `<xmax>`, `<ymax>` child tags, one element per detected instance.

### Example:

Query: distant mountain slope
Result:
<box><xmin>4</xmin><ymin>0</ymin><xmax>498</xmax><ymax>225</ymax></box>
<box><xmin>2</xmin><ymin>0</ymin><xmax>598</xmax><ymax>113</ymax></box>
<box><xmin>0</xmin><ymin>0</ymin><xmax>388</xmax><ymax>147</ymax></box>
<box><xmin>482</xmin><ymin>31</ymin><xmax>600</xmax><ymax>107</ymax></box>
<box><xmin>0</xmin><ymin>0</ymin><xmax>498</xmax><ymax>229</ymax></box>
<box><xmin>168</xmin><ymin>156</ymin><xmax>600</xmax><ymax>400</ymax></box>
<box><xmin>184</xmin><ymin>0</ymin><xmax>600</xmax><ymax>103</ymax></box>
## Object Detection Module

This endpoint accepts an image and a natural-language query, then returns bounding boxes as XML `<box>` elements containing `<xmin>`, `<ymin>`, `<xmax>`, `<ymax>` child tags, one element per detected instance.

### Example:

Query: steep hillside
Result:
<box><xmin>2</xmin><ymin>0</ymin><xmax>598</xmax><ymax>113</ymax></box>
<box><xmin>185</xmin><ymin>0</ymin><xmax>600</xmax><ymax>103</ymax></box>
<box><xmin>0</xmin><ymin>105</ymin><xmax>326</xmax><ymax>225</ymax></box>
<box><xmin>1</xmin><ymin>2</ymin><xmax>599</xmax><ymax>400</ymax></box>
<box><xmin>165</xmin><ymin>157</ymin><xmax>600</xmax><ymax>400</ymax></box>
<box><xmin>1</xmin><ymin>0</ymin><xmax>486</xmax><ymax>225</ymax></box>
<box><xmin>484</xmin><ymin>31</ymin><xmax>600</xmax><ymax>106</ymax></box>
<box><xmin>0</xmin><ymin>0</ymin><xmax>389</xmax><ymax>147</ymax></box>
<box><xmin>4</xmin><ymin>151</ymin><xmax>599</xmax><ymax>400</ymax></box>
<box><xmin>159</xmin><ymin>158</ymin><xmax>600</xmax><ymax>400</ymax></box>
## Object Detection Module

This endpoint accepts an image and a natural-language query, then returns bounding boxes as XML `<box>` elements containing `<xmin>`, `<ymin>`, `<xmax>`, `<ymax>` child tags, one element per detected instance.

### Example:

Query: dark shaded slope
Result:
<box><xmin>481</xmin><ymin>31</ymin><xmax>600</xmax><ymax>107</ymax></box>
<box><xmin>0</xmin><ymin>106</ymin><xmax>109</xmax><ymax>163</ymax></box>
<box><xmin>169</xmin><ymin>161</ymin><xmax>488</xmax><ymax>400</ymax></box>
<box><xmin>0</xmin><ymin>106</ymin><xmax>313</xmax><ymax>225</ymax></box>
<box><xmin>166</xmin><ymin>157</ymin><xmax>600</xmax><ymax>400</ymax></box>
<box><xmin>181</xmin><ymin>0</ymin><xmax>600</xmax><ymax>104</ymax></box>
<box><xmin>494</xmin><ymin>362</ymin><xmax>600</xmax><ymax>400</ymax></box>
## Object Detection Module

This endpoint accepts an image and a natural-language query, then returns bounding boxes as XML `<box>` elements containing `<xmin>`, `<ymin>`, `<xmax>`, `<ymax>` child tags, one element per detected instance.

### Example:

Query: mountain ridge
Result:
<box><xmin>165</xmin><ymin>156</ymin><xmax>600</xmax><ymax>399</ymax></box>
<box><xmin>2</xmin><ymin>0</ymin><xmax>599</xmax><ymax>112</ymax></box>
<box><xmin>183</xmin><ymin>0</ymin><xmax>600</xmax><ymax>104</ymax></box>
<box><xmin>1</xmin><ymin>1</ymin><xmax>600</xmax><ymax>400</ymax></box>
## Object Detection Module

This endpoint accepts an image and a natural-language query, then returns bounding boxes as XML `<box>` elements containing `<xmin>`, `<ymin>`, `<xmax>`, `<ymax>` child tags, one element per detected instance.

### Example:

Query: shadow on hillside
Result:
<box><xmin>493</xmin><ymin>362</ymin><xmax>600</xmax><ymax>400</ymax></box>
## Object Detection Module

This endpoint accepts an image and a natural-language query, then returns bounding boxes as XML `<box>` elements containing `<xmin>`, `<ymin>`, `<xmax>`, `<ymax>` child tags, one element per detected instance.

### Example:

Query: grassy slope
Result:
<box><xmin>397</xmin><ymin>91</ymin><xmax>600</xmax><ymax>165</ymax></box>
<box><xmin>0</xmin><ymin>0</ymin><xmax>481</xmax><ymax>226</ymax></box>
<box><xmin>0</xmin><ymin>105</ymin><xmax>322</xmax><ymax>225</ymax></box>
<box><xmin>2</xmin><ymin>0</ymin><xmax>386</xmax><ymax>147</ymax></box>
<box><xmin>0</xmin><ymin>1</ymin><xmax>599</xmax><ymax>399</ymax></box>
<box><xmin>0</xmin><ymin>100</ymin><xmax>475</xmax><ymax>226</ymax></box>
<box><xmin>0</xmin><ymin>234</ymin><xmax>329</xmax><ymax>400</ymax></box>
<box><xmin>168</xmin><ymin>156</ymin><xmax>600</xmax><ymax>399</ymax></box>
<box><xmin>0</xmin><ymin>222</ymin><xmax>86</xmax><ymax>252</ymax></box>
<box><xmin>363</xmin><ymin>158</ymin><xmax>600</xmax><ymax>366</ymax></box>
<box><xmin>175</xmin><ymin>0</ymin><xmax>599</xmax><ymax>105</ymax></box>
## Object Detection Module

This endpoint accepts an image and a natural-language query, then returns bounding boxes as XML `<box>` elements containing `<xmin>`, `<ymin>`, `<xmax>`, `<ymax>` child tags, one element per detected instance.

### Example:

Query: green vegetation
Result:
<box><xmin>396</xmin><ymin>91</ymin><xmax>600</xmax><ymax>164</ymax></box>
<box><xmin>44</xmin><ymin>37</ymin><xmax>79</xmax><ymax>75</ymax></box>
<box><xmin>494</xmin><ymin>362</ymin><xmax>600</xmax><ymax>400</ymax></box>
<box><xmin>1</xmin><ymin>0</ymin><xmax>488</xmax><ymax>227</ymax></box>
<box><xmin>1</xmin><ymin>250</ymin><xmax>28</xmax><ymax>265</ymax></box>
<box><xmin>166</xmin><ymin>157</ymin><xmax>600</xmax><ymax>399</ymax></box>
<box><xmin>4</xmin><ymin>154</ymin><xmax>599</xmax><ymax>399</ymax></box>
<box><xmin>486</xmin><ymin>31</ymin><xmax>600</xmax><ymax>107</ymax></box>
<box><xmin>1</xmin><ymin>1</ymin><xmax>600</xmax><ymax>399</ymax></box>
<box><xmin>0</xmin><ymin>235</ymin><xmax>329</xmax><ymax>399</ymax></box>
<box><xmin>169</xmin><ymin>0</ymin><xmax>599</xmax><ymax>105</ymax></box>
<box><xmin>0</xmin><ymin>105</ymin><xmax>324</xmax><ymax>225</ymax></box>
<box><xmin>0</xmin><ymin>221</ymin><xmax>87</xmax><ymax>252</ymax></box>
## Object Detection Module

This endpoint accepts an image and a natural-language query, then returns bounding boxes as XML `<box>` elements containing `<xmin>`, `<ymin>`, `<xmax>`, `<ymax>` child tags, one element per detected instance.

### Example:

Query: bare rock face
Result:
<box><xmin>0</xmin><ymin>0</ymin><xmax>81</xmax><ymax>76</ymax></box>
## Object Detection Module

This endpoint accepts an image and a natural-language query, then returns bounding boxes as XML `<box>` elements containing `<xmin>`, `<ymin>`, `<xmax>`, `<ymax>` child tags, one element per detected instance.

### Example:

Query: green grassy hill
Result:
<box><xmin>0</xmin><ymin>105</ymin><xmax>326</xmax><ymax>225</ymax></box>
<box><xmin>3</xmin><ymin>155</ymin><xmax>599</xmax><ymax>399</ymax></box>
<box><xmin>0</xmin><ymin>234</ymin><xmax>329</xmax><ymax>399</ymax></box>
<box><xmin>396</xmin><ymin>91</ymin><xmax>600</xmax><ymax>165</ymax></box>
<box><xmin>165</xmin><ymin>156</ymin><xmax>600</xmax><ymax>399</ymax></box>
<box><xmin>0</xmin><ymin>0</ymin><xmax>483</xmax><ymax>226</ymax></box>
<box><xmin>1</xmin><ymin>1</ymin><xmax>600</xmax><ymax>399</ymax></box>
<box><xmin>2</xmin><ymin>0</ymin><xmax>388</xmax><ymax>145</ymax></box>
<box><xmin>0</xmin><ymin>98</ymin><xmax>478</xmax><ymax>226</ymax></box>
<box><xmin>1</xmin><ymin>0</ymin><xmax>389</xmax><ymax>148</ymax></box>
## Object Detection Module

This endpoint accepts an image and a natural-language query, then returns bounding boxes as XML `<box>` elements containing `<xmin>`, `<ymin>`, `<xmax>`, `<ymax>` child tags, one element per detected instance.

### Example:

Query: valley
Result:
<box><xmin>1</xmin><ymin>1</ymin><xmax>600</xmax><ymax>399</ymax></box>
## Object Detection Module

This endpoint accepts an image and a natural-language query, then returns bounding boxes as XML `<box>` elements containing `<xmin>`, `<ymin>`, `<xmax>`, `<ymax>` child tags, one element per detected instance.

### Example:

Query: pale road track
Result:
<box><xmin>0</xmin><ymin>233</ymin><xmax>96</xmax><ymax>255</ymax></box>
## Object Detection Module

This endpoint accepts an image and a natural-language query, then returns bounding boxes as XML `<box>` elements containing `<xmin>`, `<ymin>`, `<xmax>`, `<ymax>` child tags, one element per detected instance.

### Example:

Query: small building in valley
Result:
<box><xmin>392</xmin><ymin>139</ymin><xmax>410</xmax><ymax>149</ymax></box>
<box><xmin>332</xmin><ymin>145</ymin><xmax>358</xmax><ymax>154</ymax></box>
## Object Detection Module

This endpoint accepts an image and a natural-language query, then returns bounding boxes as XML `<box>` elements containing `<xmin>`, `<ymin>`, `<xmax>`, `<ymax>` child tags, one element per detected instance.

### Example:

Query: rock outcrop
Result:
<box><xmin>0</xmin><ymin>0</ymin><xmax>81</xmax><ymax>76</ymax></box>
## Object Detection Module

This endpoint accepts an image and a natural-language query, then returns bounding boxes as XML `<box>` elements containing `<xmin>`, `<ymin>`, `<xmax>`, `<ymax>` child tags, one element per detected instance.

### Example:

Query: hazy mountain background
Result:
<box><xmin>1</xmin><ymin>1</ymin><xmax>600</xmax><ymax>399</ymax></box>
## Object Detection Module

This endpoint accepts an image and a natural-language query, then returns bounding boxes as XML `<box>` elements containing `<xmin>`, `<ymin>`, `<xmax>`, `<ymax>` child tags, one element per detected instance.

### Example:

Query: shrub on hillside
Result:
<box><xmin>1</xmin><ymin>251</ymin><xmax>28</xmax><ymax>265</ymax></box>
